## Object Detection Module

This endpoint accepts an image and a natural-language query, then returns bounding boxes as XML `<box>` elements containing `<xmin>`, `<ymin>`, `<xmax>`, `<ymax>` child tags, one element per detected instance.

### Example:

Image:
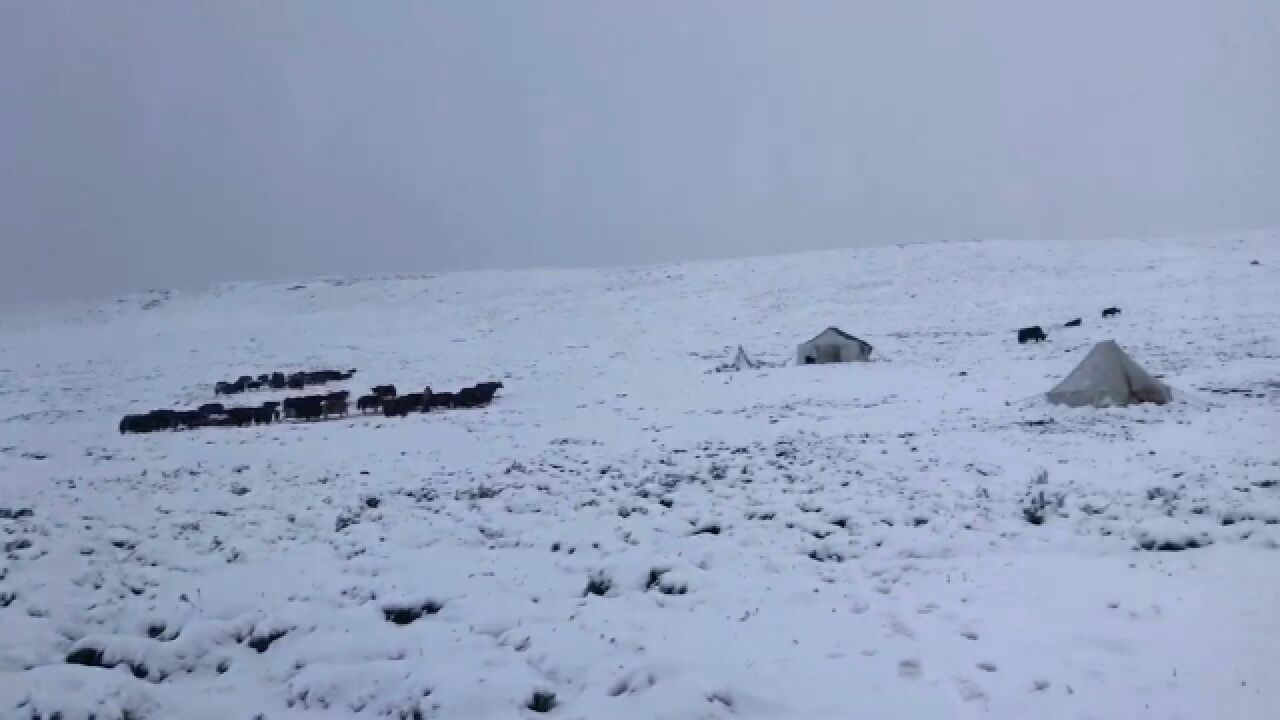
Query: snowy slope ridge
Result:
<box><xmin>1</xmin><ymin>233</ymin><xmax>1278</xmax><ymax>719</ymax></box>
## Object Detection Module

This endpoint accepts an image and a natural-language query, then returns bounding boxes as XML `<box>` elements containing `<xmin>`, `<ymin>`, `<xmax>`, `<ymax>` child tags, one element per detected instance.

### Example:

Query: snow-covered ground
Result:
<box><xmin>1</xmin><ymin>233</ymin><xmax>1278</xmax><ymax>719</ymax></box>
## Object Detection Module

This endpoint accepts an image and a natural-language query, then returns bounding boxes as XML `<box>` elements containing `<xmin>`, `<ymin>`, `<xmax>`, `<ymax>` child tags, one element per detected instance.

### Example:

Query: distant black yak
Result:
<box><xmin>1101</xmin><ymin>307</ymin><xmax>1121</xmax><ymax>318</ymax></box>
<box><xmin>293</xmin><ymin>396</ymin><xmax>326</xmax><ymax>421</ymax></box>
<box><xmin>382</xmin><ymin>396</ymin><xmax>416</xmax><ymax>418</ymax></box>
<box><xmin>119</xmin><ymin>414</ymin><xmax>153</xmax><ymax>434</ymax></box>
<box><xmin>1017</xmin><ymin>326</ymin><xmax>1047</xmax><ymax>344</ymax></box>
<box><xmin>324</xmin><ymin>394</ymin><xmax>349</xmax><ymax>417</ymax></box>
<box><xmin>261</xmin><ymin>401</ymin><xmax>281</xmax><ymax>422</ymax></box>
<box><xmin>1064</xmin><ymin>318</ymin><xmax>1082</xmax><ymax>327</ymax></box>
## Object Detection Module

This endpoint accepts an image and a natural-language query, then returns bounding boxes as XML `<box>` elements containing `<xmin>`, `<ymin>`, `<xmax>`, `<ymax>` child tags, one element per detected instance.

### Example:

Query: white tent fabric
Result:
<box><xmin>796</xmin><ymin>327</ymin><xmax>873</xmax><ymax>364</ymax></box>
<box><xmin>1046</xmin><ymin>340</ymin><xmax>1173</xmax><ymax>407</ymax></box>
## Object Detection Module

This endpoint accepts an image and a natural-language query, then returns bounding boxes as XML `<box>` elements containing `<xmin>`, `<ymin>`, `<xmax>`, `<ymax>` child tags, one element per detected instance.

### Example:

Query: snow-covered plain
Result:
<box><xmin>1</xmin><ymin>234</ymin><xmax>1278</xmax><ymax>719</ymax></box>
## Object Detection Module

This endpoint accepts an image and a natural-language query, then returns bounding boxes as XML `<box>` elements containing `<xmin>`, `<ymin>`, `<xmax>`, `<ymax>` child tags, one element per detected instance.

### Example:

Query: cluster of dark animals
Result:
<box><xmin>119</xmin><ymin>379</ymin><xmax>503</xmax><ymax>434</ymax></box>
<box><xmin>215</xmin><ymin>369</ymin><xmax>356</xmax><ymax>395</ymax></box>
<box><xmin>357</xmin><ymin>381</ymin><xmax>504</xmax><ymax>418</ymax></box>
<box><xmin>1018</xmin><ymin>307</ymin><xmax>1122</xmax><ymax>343</ymax></box>
<box><xmin>119</xmin><ymin>401</ymin><xmax>282</xmax><ymax>433</ymax></box>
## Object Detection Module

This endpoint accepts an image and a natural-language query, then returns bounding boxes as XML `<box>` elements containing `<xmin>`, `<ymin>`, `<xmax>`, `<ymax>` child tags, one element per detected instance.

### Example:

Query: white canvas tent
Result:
<box><xmin>797</xmin><ymin>327</ymin><xmax>873</xmax><ymax>365</ymax></box>
<box><xmin>1046</xmin><ymin>340</ymin><xmax>1173</xmax><ymax>407</ymax></box>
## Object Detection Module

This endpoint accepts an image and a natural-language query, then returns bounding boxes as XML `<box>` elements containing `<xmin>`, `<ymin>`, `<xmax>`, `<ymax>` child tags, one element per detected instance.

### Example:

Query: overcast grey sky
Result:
<box><xmin>1</xmin><ymin>1</ymin><xmax>1277</xmax><ymax>302</ymax></box>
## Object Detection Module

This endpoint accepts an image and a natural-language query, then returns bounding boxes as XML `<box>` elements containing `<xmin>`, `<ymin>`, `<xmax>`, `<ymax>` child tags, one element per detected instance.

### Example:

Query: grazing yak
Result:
<box><xmin>454</xmin><ymin>388</ymin><xmax>483</xmax><ymax>408</ymax></box>
<box><xmin>261</xmin><ymin>401</ymin><xmax>281</xmax><ymax>422</ymax></box>
<box><xmin>381</xmin><ymin>396</ymin><xmax>417</xmax><ymax>418</ymax></box>
<box><xmin>198</xmin><ymin>403</ymin><xmax>225</xmax><ymax>416</ymax></box>
<box><xmin>293</xmin><ymin>396</ymin><xmax>326</xmax><ymax>421</ymax></box>
<box><xmin>372</xmin><ymin>385</ymin><xmax>397</xmax><ymax>399</ymax></box>
<box><xmin>148</xmin><ymin>409</ymin><xmax>178</xmax><ymax>430</ymax></box>
<box><xmin>452</xmin><ymin>382</ymin><xmax>504</xmax><ymax>408</ymax></box>
<box><xmin>474</xmin><ymin>381</ymin><xmax>503</xmax><ymax>401</ymax></box>
<box><xmin>121</xmin><ymin>408</ymin><xmax>193</xmax><ymax>433</ymax></box>
<box><xmin>226</xmin><ymin>407</ymin><xmax>256</xmax><ymax>427</ymax></box>
<box><xmin>283</xmin><ymin>396</ymin><xmax>327</xmax><ymax>420</ymax></box>
<box><xmin>119</xmin><ymin>414</ymin><xmax>153</xmax><ymax>434</ymax></box>
<box><xmin>1017</xmin><ymin>326</ymin><xmax>1047</xmax><ymax>344</ymax></box>
<box><xmin>1101</xmin><ymin>307</ymin><xmax>1121</xmax><ymax>318</ymax></box>
<box><xmin>269</xmin><ymin>372</ymin><xmax>287</xmax><ymax>389</ymax></box>
<box><xmin>357</xmin><ymin>394</ymin><xmax>381</xmax><ymax>413</ymax></box>
<box><xmin>324</xmin><ymin>392</ymin><xmax>349</xmax><ymax>417</ymax></box>
<box><xmin>1064</xmin><ymin>318</ymin><xmax>1082</xmax><ymax>327</ymax></box>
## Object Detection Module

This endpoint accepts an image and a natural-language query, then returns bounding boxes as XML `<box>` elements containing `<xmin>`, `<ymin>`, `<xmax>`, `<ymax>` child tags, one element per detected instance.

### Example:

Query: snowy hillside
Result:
<box><xmin>1</xmin><ymin>233</ymin><xmax>1278</xmax><ymax>719</ymax></box>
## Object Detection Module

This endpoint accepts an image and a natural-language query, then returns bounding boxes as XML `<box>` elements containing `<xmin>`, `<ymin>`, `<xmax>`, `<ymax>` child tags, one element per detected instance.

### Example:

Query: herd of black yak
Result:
<box><xmin>214</xmin><ymin>368</ymin><xmax>356</xmax><ymax>395</ymax></box>
<box><xmin>118</xmin><ymin>368</ymin><xmax>504</xmax><ymax>434</ymax></box>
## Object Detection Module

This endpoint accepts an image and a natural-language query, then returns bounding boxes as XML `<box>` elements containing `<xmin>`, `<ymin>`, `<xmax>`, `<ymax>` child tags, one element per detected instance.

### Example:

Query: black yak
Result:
<box><xmin>119</xmin><ymin>414</ymin><xmax>152</xmax><ymax>434</ymax></box>
<box><xmin>1017</xmin><ymin>326</ymin><xmax>1047</xmax><ymax>344</ymax></box>
<box><xmin>261</xmin><ymin>401</ymin><xmax>281</xmax><ymax>422</ymax></box>
<box><xmin>324</xmin><ymin>395</ymin><xmax>348</xmax><ymax>418</ymax></box>
<box><xmin>293</xmin><ymin>396</ymin><xmax>326</xmax><ymax>421</ymax></box>
<box><xmin>381</xmin><ymin>396</ymin><xmax>417</xmax><ymax>418</ymax></box>
<box><xmin>226</xmin><ymin>407</ymin><xmax>256</xmax><ymax>427</ymax></box>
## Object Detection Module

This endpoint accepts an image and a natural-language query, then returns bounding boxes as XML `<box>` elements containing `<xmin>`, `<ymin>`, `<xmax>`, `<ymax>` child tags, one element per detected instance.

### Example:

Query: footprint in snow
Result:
<box><xmin>898</xmin><ymin>659</ymin><xmax>923</xmax><ymax>679</ymax></box>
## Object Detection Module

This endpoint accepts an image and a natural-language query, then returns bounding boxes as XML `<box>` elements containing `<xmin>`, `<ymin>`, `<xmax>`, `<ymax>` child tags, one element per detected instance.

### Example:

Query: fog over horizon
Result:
<box><xmin>2</xmin><ymin>1</ymin><xmax>1278</xmax><ymax>303</ymax></box>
